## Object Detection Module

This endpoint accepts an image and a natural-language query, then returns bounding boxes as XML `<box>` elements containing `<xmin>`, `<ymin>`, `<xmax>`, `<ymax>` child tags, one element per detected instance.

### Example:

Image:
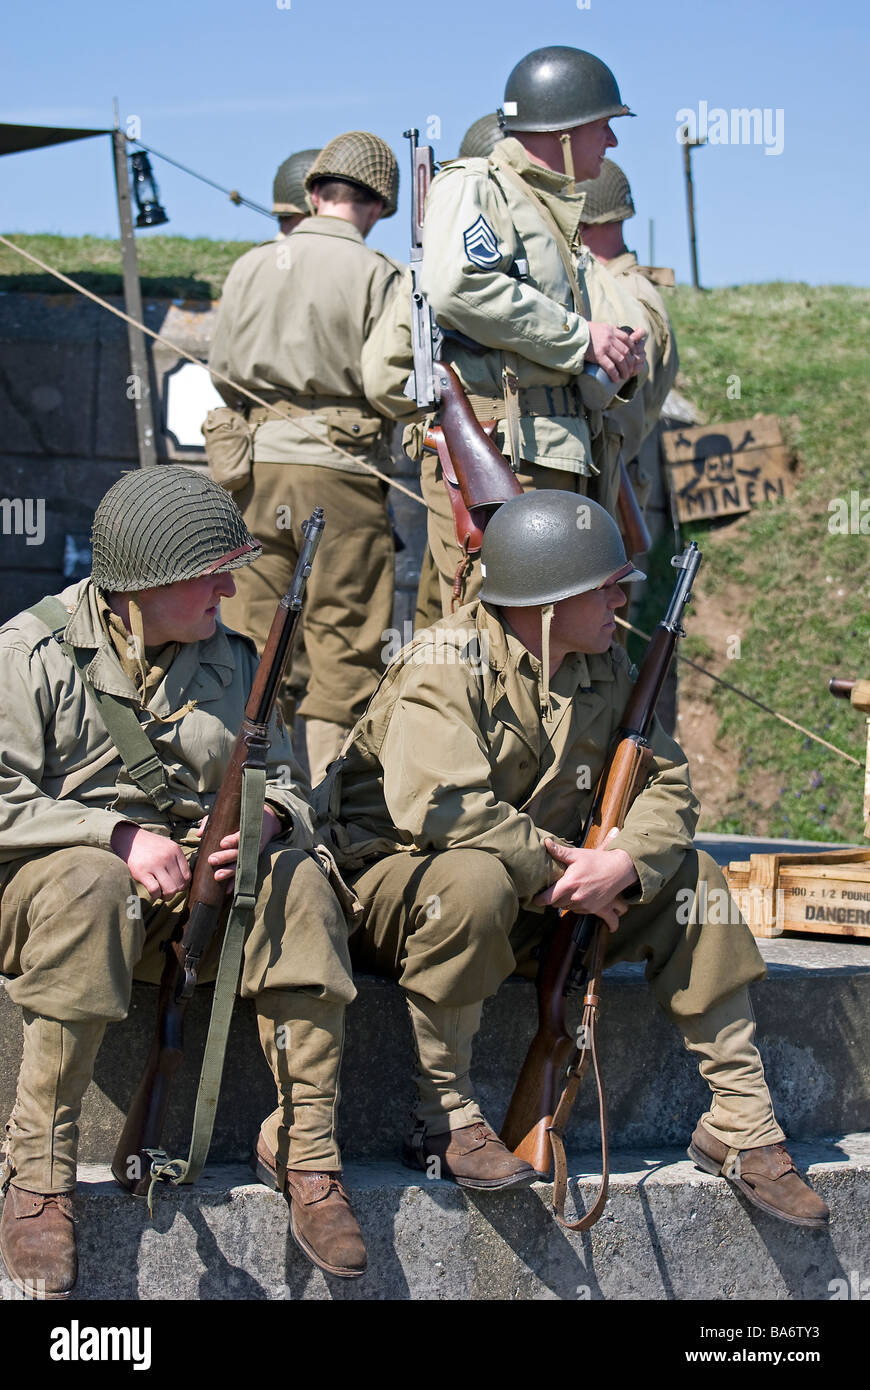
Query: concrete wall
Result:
<box><xmin>0</xmin><ymin>293</ymin><xmax>425</xmax><ymax>627</ymax></box>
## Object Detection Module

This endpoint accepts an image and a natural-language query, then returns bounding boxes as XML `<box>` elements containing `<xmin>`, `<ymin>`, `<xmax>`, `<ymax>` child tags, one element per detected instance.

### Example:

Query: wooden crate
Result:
<box><xmin>723</xmin><ymin>849</ymin><xmax>870</xmax><ymax>939</ymax></box>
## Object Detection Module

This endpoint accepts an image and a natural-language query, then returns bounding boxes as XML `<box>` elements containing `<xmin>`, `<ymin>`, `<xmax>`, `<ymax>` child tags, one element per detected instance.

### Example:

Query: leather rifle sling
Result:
<box><xmin>548</xmin><ymin>922</ymin><xmax>610</xmax><ymax>1230</ymax></box>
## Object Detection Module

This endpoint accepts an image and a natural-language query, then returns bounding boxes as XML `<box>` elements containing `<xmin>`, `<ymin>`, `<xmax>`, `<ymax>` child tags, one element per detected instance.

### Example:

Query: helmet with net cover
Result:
<box><xmin>575</xmin><ymin>158</ymin><xmax>635</xmax><ymax>224</ymax></box>
<box><xmin>273</xmin><ymin>148</ymin><xmax>321</xmax><ymax>216</ymax></box>
<box><xmin>304</xmin><ymin>131</ymin><xmax>399</xmax><ymax>217</ymax></box>
<box><xmin>459</xmin><ymin>113</ymin><xmax>504</xmax><ymax>159</ymax></box>
<box><xmin>91</xmin><ymin>467</ymin><xmax>262</xmax><ymax>592</ymax></box>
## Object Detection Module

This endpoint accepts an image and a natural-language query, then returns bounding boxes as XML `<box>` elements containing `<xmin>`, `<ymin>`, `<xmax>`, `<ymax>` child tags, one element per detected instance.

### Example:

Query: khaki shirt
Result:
<box><xmin>320</xmin><ymin>601</ymin><xmax>699</xmax><ymax>909</ymax></box>
<box><xmin>0</xmin><ymin>580</ymin><xmax>317</xmax><ymax>887</ymax></box>
<box><xmin>209</xmin><ymin>218</ymin><xmax>407</xmax><ymax>474</ymax></box>
<box><xmin>420</xmin><ymin>139</ymin><xmax>611</xmax><ymax>472</ymax></box>
<box><xmin>591</xmin><ymin>250</ymin><xmax>679</xmax><ymax>461</ymax></box>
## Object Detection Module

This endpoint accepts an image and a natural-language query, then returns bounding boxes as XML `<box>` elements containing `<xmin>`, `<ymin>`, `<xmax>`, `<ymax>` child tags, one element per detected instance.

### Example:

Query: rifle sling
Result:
<box><xmin>29</xmin><ymin>597</ymin><xmax>174</xmax><ymax>815</ymax></box>
<box><xmin>146</xmin><ymin>763</ymin><xmax>266</xmax><ymax>1206</ymax></box>
<box><xmin>548</xmin><ymin>924</ymin><xmax>610</xmax><ymax>1231</ymax></box>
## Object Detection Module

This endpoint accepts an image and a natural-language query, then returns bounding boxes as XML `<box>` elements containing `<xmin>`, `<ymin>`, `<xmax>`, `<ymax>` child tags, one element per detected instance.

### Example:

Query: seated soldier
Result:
<box><xmin>317</xmin><ymin>491</ymin><xmax>829</xmax><ymax>1227</ymax></box>
<box><xmin>0</xmin><ymin>467</ymin><xmax>365</xmax><ymax>1298</ymax></box>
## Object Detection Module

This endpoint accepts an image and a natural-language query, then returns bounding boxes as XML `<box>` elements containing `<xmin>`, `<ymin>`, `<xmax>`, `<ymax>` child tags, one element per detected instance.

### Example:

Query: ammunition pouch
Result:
<box><xmin>202</xmin><ymin>406</ymin><xmax>254</xmax><ymax>493</ymax></box>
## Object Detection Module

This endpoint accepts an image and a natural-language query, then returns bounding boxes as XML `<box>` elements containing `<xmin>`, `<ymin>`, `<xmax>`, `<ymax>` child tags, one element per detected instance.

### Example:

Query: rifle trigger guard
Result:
<box><xmin>178</xmin><ymin>962</ymin><xmax>198</xmax><ymax>1001</ymax></box>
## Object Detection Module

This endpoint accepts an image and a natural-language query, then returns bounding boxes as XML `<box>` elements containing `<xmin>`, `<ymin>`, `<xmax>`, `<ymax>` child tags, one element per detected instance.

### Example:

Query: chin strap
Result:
<box><xmin>127</xmin><ymin>598</ymin><xmax>148</xmax><ymax>699</ymax></box>
<box><xmin>558</xmin><ymin>133</ymin><xmax>575</xmax><ymax>181</ymax></box>
<box><xmin>127</xmin><ymin>597</ymin><xmax>196</xmax><ymax>724</ymax></box>
<box><xmin>540</xmin><ymin>603</ymin><xmax>554</xmax><ymax>722</ymax></box>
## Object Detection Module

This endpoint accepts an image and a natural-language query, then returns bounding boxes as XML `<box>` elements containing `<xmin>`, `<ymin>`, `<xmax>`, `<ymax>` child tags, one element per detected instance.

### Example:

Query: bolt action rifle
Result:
<box><xmin>112</xmin><ymin>509</ymin><xmax>324</xmax><ymax>1200</ymax></box>
<box><xmin>500</xmin><ymin>541</ymin><xmax>703</xmax><ymax>1230</ymax></box>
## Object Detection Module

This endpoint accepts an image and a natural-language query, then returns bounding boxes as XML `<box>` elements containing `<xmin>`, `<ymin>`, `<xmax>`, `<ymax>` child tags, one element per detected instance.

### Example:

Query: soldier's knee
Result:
<box><xmin>427</xmin><ymin>850</ymin><xmax>518</xmax><ymax>936</ymax></box>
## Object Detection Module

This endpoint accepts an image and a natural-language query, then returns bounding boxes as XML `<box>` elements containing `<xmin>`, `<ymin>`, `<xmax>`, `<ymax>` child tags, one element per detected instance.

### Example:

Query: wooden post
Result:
<box><xmin>681</xmin><ymin>127</ymin><xmax>703</xmax><ymax>290</ymax></box>
<box><xmin>111</xmin><ymin>127</ymin><xmax>158</xmax><ymax>468</ymax></box>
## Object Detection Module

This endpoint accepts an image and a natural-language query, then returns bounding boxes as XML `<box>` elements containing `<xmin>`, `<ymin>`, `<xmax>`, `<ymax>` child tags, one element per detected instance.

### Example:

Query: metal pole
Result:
<box><xmin>648</xmin><ymin>217</ymin><xmax>655</xmax><ymax>267</ymax></box>
<box><xmin>111</xmin><ymin>127</ymin><xmax>158</xmax><ymax>467</ymax></box>
<box><xmin>681</xmin><ymin>129</ymin><xmax>702</xmax><ymax>290</ymax></box>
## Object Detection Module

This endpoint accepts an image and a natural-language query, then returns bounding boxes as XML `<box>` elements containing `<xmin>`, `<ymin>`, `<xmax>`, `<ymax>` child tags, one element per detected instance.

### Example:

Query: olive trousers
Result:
<box><xmin>1</xmin><ymin>842</ymin><xmax>355</xmax><ymax>1192</ymax></box>
<box><xmin>219</xmin><ymin>460</ymin><xmax>395</xmax><ymax>784</ymax></box>
<box><xmin>348</xmin><ymin>845</ymin><xmax>784</xmax><ymax>1149</ymax></box>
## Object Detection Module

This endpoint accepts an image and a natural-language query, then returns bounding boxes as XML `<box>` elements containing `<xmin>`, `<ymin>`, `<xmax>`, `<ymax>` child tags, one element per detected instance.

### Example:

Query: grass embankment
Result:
<box><xmin>0</xmin><ymin>233</ymin><xmax>253</xmax><ymax>300</ymax></box>
<box><xmin>631</xmin><ymin>283</ymin><xmax>870</xmax><ymax>842</ymax></box>
<box><xmin>1</xmin><ymin>242</ymin><xmax>867</xmax><ymax>838</ymax></box>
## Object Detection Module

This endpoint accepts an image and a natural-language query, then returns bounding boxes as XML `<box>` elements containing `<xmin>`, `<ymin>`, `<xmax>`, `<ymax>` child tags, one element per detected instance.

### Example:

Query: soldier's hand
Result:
<box><xmin>196</xmin><ymin>805</ymin><xmax>284</xmax><ymax>889</ymax></box>
<box><xmin>625</xmin><ymin>327</ymin><xmax>647</xmax><ymax>376</ymax></box>
<box><xmin>534</xmin><ymin>831</ymin><xmax>639</xmax><ymax>932</ymax></box>
<box><xmin>110</xmin><ymin>823</ymin><xmax>191</xmax><ymax>900</ymax></box>
<box><xmin>585</xmin><ymin>323</ymin><xmax>646</xmax><ymax>383</ymax></box>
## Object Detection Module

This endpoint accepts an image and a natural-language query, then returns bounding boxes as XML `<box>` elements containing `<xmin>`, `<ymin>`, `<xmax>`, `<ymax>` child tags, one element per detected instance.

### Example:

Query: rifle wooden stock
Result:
<box><xmin>500</xmin><ymin>542</ymin><xmax>702</xmax><ymax>1187</ymax></box>
<box><xmin>500</xmin><ymin>737</ymin><xmax>653</xmax><ymax>1174</ymax></box>
<box><xmin>111</xmin><ymin>511</ymin><xmax>323</xmax><ymax>1196</ymax></box>
<box><xmin>617</xmin><ymin>459</ymin><xmax>651</xmax><ymax>558</ymax></box>
<box><xmin>829</xmin><ymin>677</ymin><xmax>856</xmax><ymax>699</ymax></box>
<box><xmin>433</xmin><ymin>363</ymin><xmax>523</xmax><ymax>513</ymax></box>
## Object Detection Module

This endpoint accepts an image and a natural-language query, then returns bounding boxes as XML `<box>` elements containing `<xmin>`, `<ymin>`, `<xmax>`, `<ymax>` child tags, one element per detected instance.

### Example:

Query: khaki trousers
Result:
<box><xmin>220</xmin><ymin>460</ymin><xmax>395</xmax><ymax>732</ymax></box>
<box><xmin>349</xmin><ymin>846</ymin><xmax>784</xmax><ymax>1148</ymax></box>
<box><xmin>1</xmin><ymin>842</ymin><xmax>355</xmax><ymax>1189</ymax></box>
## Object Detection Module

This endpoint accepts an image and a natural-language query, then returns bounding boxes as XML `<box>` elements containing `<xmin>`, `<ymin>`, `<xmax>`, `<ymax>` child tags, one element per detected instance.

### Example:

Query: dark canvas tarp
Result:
<box><xmin>0</xmin><ymin>124</ymin><xmax>110</xmax><ymax>157</ymax></box>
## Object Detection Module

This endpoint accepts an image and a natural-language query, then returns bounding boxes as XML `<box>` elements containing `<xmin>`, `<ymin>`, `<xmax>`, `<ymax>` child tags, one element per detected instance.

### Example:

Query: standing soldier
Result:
<box><xmin>576</xmin><ymin>157</ymin><xmax>679</xmax><ymax>514</ymax></box>
<box><xmin>411</xmin><ymin>46</ymin><xmax>647</xmax><ymax>616</ymax></box>
<box><xmin>208</xmin><ymin>132</ymin><xmax>408</xmax><ymax>787</ymax></box>
<box><xmin>0</xmin><ymin>469</ymin><xmax>366</xmax><ymax>1296</ymax></box>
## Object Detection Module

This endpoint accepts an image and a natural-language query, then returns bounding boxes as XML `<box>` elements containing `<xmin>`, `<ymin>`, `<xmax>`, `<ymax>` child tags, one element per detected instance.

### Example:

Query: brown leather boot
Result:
<box><xmin>0</xmin><ymin>1184</ymin><xmax>77</xmax><ymax>1299</ymax></box>
<box><xmin>403</xmin><ymin>1121</ymin><xmax>537</xmax><ymax>1190</ymax></box>
<box><xmin>251</xmin><ymin>1135</ymin><xmax>366</xmax><ymax>1279</ymax></box>
<box><xmin>688</xmin><ymin>1123</ymin><xmax>830</xmax><ymax>1228</ymax></box>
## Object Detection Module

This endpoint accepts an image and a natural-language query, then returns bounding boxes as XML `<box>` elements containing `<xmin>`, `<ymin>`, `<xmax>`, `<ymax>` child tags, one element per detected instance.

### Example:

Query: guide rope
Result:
<box><xmin>0</xmin><ymin>235</ymin><xmax>860</xmax><ymax>770</ymax></box>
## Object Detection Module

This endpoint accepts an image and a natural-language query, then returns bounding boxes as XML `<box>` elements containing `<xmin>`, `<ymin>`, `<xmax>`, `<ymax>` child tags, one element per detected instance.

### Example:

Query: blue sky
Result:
<box><xmin>2</xmin><ymin>0</ymin><xmax>868</xmax><ymax>287</ymax></box>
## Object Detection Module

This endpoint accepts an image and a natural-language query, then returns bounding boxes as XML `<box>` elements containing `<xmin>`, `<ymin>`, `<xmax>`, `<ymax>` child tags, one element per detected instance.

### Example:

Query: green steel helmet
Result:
<box><xmin>273</xmin><ymin>147</ymin><xmax>321</xmax><ymax>216</ymax></box>
<box><xmin>501</xmin><ymin>46</ymin><xmax>634</xmax><ymax>132</ymax></box>
<box><xmin>459</xmin><ymin>113</ymin><xmax>504</xmax><ymax>159</ymax></box>
<box><xmin>91</xmin><ymin>467</ymin><xmax>262</xmax><ymax>592</ymax></box>
<box><xmin>478</xmin><ymin>491</ymin><xmax>644</xmax><ymax>607</ymax></box>
<box><xmin>575</xmin><ymin>157</ymin><xmax>635</xmax><ymax>224</ymax></box>
<box><xmin>304</xmin><ymin>131</ymin><xmax>399</xmax><ymax>217</ymax></box>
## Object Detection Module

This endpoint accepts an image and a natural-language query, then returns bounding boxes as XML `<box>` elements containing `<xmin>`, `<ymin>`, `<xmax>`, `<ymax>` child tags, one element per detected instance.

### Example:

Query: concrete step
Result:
<box><xmin>3</xmin><ymin>936</ymin><xmax>870</xmax><ymax>1165</ymax></box>
<box><xmin>3</xmin><ymin>1136</ymin><xmax>868</xmax><ymax>1301</ymax></box>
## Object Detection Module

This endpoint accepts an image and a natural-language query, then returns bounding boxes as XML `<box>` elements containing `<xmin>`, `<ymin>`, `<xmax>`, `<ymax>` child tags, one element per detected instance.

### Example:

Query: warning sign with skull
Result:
<box><xmin>662</xmin><ymin>415</ymin><xmax>797</xmax><ymax>522</ymax></box>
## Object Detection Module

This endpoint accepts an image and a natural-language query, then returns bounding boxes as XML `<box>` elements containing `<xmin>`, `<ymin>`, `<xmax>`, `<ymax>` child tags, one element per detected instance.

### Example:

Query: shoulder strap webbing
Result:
<box><xmin>28</xmin><ymin>596</ymin><xmax>174</xmax><ymax>815</ymax></box>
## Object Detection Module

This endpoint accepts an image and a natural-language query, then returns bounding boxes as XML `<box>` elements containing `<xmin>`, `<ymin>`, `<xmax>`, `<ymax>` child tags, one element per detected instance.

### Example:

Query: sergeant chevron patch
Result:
<box><xmin>463</xmin><ymin>215</ymin><xmax>501</xmax><ymax>267</ymax></box>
